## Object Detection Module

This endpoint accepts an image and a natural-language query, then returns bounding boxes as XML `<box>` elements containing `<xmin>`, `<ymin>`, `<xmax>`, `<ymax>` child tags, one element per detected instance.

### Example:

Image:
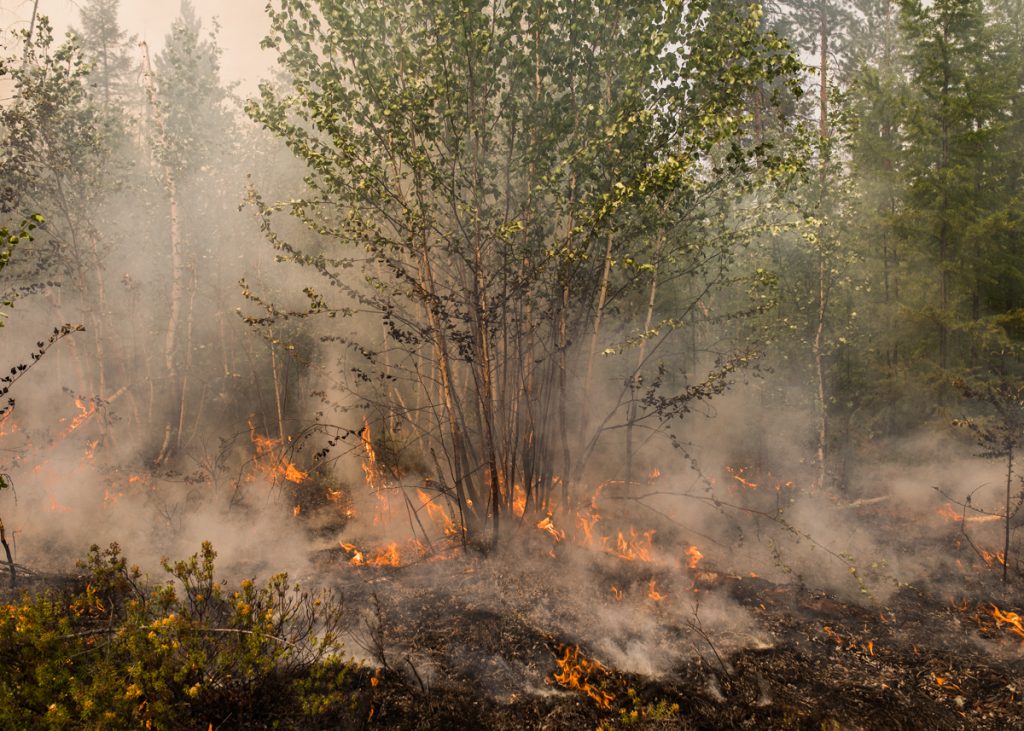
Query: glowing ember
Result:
<box><xmin>0</xmin><ymin>409</ymin><xmax>16</xmax><ymax>438</ymax></box>
<box><xmin>685</xmin><ymin>544</ymin><xmax>704</xmax><ymax>570</ymax></box>
<box><xmin>647</xmin><ymin>579</ymin><xmax>666</xmax><ymax>601</ymax></box>
<box><xmin>725</xmin><ymin>465</ymin><xmax>758</xmax><ymax>490</ymax></box>
<box><xmin>610</xmin><ymin>586</ymin><xmax>623</xmax><ymax>601</ymax></box>
<box><xmin>821</xmin><ymin>625</ymin><xmax>844</xmax><ymax>648</ymax></box>
<box><xmin>47</xmin><ymin>494</ymin><xmax>71</xmax><ymax>513</ymax></box>
<box><xmin>647</xmin><ymin>467</ymin><xmax>661</xmax><ymax>482</ymax></box>
<box><xmin>936</xmin><ymin>502</ymin><xmax>1001</xmax><ymax>525</ymax></box>
<box><xmin>549</xmin><ymin>645</ymin><xmax>614</xmax><ymax>709</ymax></box>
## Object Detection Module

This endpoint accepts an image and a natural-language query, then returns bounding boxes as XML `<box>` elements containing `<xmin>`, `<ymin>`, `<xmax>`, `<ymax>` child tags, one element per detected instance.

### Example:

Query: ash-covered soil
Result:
<box><xmin>316</xmin><ymin>540</ymin><xmax>1024</xmax><ymax>731</ymax></box>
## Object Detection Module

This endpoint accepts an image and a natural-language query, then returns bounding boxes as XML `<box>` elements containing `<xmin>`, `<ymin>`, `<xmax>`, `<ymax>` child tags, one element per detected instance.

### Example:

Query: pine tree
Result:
<box><xmin>899</xmin><ymin>0</ymin><xmax>994</xmax><ymax>373</ymax></box>
<box><xmin>74</xmin><ymin>0</ymin><xmax>137</xmax><ymax>113</ymax></box>
<box><xmin>153</xmin><ymin>0</ymin><xmax>230</xmax><ymax>176</ymax></box>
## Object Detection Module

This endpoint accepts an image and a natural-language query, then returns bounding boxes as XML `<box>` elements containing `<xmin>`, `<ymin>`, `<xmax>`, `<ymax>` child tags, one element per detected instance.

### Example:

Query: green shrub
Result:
<box><xmin>0</xmin><ymin>542</ymin><xmax>365</xmax><ymax>729</ymax></box>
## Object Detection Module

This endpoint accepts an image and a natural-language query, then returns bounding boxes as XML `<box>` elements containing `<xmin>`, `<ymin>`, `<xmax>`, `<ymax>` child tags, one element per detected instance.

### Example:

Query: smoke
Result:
<box><xmin>1</xmin><ymin>6</ymin><xmax>1019</xmax><ymax>708</ymax></box>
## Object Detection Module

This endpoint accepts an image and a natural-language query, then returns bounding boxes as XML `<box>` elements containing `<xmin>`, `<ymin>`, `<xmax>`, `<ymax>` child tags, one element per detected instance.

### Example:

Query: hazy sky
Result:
<box><xmin>1</xmin><ymin>0</ymin><xmax>274</xmax><ymax>92</ymax></box>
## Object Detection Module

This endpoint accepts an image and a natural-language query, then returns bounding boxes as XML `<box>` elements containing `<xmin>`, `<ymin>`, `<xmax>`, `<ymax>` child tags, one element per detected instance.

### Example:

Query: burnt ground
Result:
<box><xmin>314</xmin><ymin>534</ymin><xmax>1024</xmax><ymax>731</ymax></box>
<box><xmin>4</xmin><ymin>490</ymin><xmax>1022</xmax><ymax>730</ymax></box>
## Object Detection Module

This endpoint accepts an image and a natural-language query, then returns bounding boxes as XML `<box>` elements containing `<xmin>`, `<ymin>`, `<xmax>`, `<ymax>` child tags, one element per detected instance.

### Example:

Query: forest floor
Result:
<box><xmin>311</xmin><ymin>535</ymin><xmax>1024</xmax><ymax>730</ymax></box>
<box><xmin>4</xmin><ymin>496</ymin><xmax>1023</xmax><ymax>730</ymax></box>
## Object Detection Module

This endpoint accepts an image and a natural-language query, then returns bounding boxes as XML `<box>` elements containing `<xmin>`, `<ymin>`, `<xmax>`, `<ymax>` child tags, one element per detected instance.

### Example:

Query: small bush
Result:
<box><xmin>0</xmin><ymin>542</ymin><xmax>365</xmax><ymax>729</ymax></box>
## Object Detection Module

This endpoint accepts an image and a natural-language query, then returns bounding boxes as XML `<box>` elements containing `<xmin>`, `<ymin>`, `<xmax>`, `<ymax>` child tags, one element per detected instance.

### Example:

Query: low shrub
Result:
<box><xmin>0</xmin><ymin>542</ymin><xmax>366</xmax><ymax>729</ymax></box>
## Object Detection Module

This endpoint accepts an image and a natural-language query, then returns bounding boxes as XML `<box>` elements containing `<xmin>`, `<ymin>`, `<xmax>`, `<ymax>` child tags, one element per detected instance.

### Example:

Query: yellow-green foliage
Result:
<box><xmin>598</xmin><ymin>686</ymin><xmax>682</xmax><ymax>729</ymax></box>
<box><xmin>0</xmin><ymin>542</ymin><xmax>363</xmax><ymax>729</ymax></box>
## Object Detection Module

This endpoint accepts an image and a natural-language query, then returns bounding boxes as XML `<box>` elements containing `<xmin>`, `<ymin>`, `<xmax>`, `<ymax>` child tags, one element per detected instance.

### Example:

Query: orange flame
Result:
<box><xmin>360</xmin><ymin>418</ymin><xmax>393</xmax><ymax>524</ymax></box>
<box><xmin>992</xmin><ymin>605</ymin><xmax>1024</xmax><ymax>641</ymax></box>
<box><xmin>47</xmin><ymin>494</ymin><xmax>71</xmax><ymax>513</ymax></box>
<box><xmin>340</xmin><ymin>542</ymin><xmax>365</xmax><ymax>565</ymax></box>
<box><xmin>610</xmin><ymin>528</ymin><xmax>654</xmax><ymax>562</ymax></box>
<box><xmin>340</xmin><ymin>541</ymin><xmax>401</xmax><ymax>567</ymax></box>
<box><xmin>725</xmin><ymin>465</ymin><xmax>758</xmax><ymax>490</ymax></box>
<box><xmin>0</xmin><ymin>410</ymin><xmax>17</xmax><ymax>439</ymax></box>
<box><xmin>64</xmin><ymin>398</ymin><xmax>96</xmax><ymax>435</ymax></box>
<box><xmin>537</xmin><ymin>515</ymin><xmax>566</xmax><ymax>542</ymax></box>
<box><xmin>575</xmin><ymin>511</ymin><xmax>600</xmax><ymax>546</ymax></box>
<box><xmin>979</xmin><ymin>548</ymin><xmax>1006</xmax><ymax>567</ymax></box>
<box><xmin>512</xmin><ymin>484</ymin><xmax>527</xmax><ymax>517</ymax></box>
<box><xmin>367</xmin><ymin>542</ymin><xmax>401</xmax><ymax>567</ymax></box>
<box><xmin>685</xmin><ymin>544</ymin><xmax>704</xmax><ymax>570</ymax></box>
<box><xmin>417</xmin><ymin>489</ymin><xmax>458</xmax><ymax>537</ymax></box>
<box><xmin>247</xmin><ymin>417</ymin><xmax>308</xmax><ymax>484</ymax></box>
<box><xmin>549</xmin><ymin>645</ymin><xmax>614</xmax><ymax>709</ymax></box>
<box><xmin>610</xmin><ymin>586</ymin><xmax>623</xmax><ymax>602</ymax></box>
<box><xmin>360</xmin><ymin>418</ymin><xmax>380</xmax><ymax>487</ymax></box>
<box><xmin>647</xmin><ymin>579</ymin><xmax>666</xmax><ymax>601</ymax></box>
<box><xmin>936</xmin><ymin>503</ymin><xmax>963</xmax><ymax>522</ymax></box>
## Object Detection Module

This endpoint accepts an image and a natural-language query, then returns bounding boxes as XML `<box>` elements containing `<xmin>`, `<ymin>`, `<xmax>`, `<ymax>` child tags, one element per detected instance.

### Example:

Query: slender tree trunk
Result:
<box><xmin>0</xmin><ymin>516</ymin><xmax>15</xmax><ymax>588</ymax></box>
<box><xmin>625</xmin><ymin>241</ymin><xmax>661</xmax><ymax>494</ymax></box>
<box><xmin>141</xmin><ymin>42</ymin><xmax>185</xmax><ymax>463</ymax></box>
<box><xmin>419</xmin><ymin>246</ymin><xmax>476</xmax><ymax>537</ymax></box>
<box><xmin>558</xmin><ymin>283</ymin><xmax>571</xmax><ymax>508</ymax></box>
<box><xmin>938</xmin><ymin>40</ymin><xmax>951</xmax><ymax>372</ymax></box>
<box><xmin>1005</xmin><ymin>448</ymin><xmax>1013</xmax><ymax>585</ymax></box>
<box><xmin>268</xmin><ymin>324</ymin><xmax>286</xmax><ymax>444</ymax></box>
<box><xmin>584</xmin><ymin>233</ymin><xmax>614</xmax><ymax>398</ymax></box>
<box><xmin>813</xmin><ymin>13</ymin><xmax>831</xmax><ymax>490</ymax></box>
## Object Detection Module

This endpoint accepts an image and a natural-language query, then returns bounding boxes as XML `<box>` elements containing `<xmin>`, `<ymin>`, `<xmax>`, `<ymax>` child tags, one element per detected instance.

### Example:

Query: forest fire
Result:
<box><xmin>991</xmin><ymin>605</ymin><xmax>1024</xmax><ymax>641</ymax></box>
<box><xmin>247</xmin><ymin>417</ymin><xmax>307</xmax><ymax>485</ymax></box>
<box><xmin>416</xmin><ymin>489</ymin><xmax>458</xmax><ymax>537</ymax></box>
<box><xmin>726</xmin><ymin>465</ymin><xmax>759</xmax><ymax>490</ymax></box>
<box><xmin>2</xmin><ymin>0</ymin><xmax>1024</xmax><ymax>728</ymax></box>
<box><xmin>536</xmin><ymin>515</ymin><xmax>566</xmax><ymax>542</ymax></box>
<box><xmin>647</xmin><ymin>579</ymin><xmax>666</xmax><ymax>601</ymax></box>
<box><xmin>979</xmin><ymin>548</ymin><xmax>1006</xmax><ymax>567</ymax></box>
<box><xmin>685</xmin><ymin>545</ymin><xmax>704</xmax><ymax>570</ymax></box>
<box><xmin>549</xmin><ymin>645</ymin><xmax>615</xmax><ymax>709</ymax></box>
<box><xmin>62</xmin><ymin>398</ymin><xmax>96</xmax><ymax>436</ymax></box>
<box><xmin>610</xmin><ymin>528</ymin><xmax>655</xmax><ymax>563</ymax></box>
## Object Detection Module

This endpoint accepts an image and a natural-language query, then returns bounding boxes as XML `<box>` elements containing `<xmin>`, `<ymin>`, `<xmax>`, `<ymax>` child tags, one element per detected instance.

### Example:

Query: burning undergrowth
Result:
<box><xmin>2</xmin><ymin>400</ymin><xmax>1024</xmax><ymax>729</ymax></box>
<box><xmin>278</xmin><ymin>433</ymin><xmax>1022</xmax><ymax>728</ymax></box>
<box><xmin>313</xmin><ymin>526</ymin><xmax>1023</xmax><ymax>730</ymax></box>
